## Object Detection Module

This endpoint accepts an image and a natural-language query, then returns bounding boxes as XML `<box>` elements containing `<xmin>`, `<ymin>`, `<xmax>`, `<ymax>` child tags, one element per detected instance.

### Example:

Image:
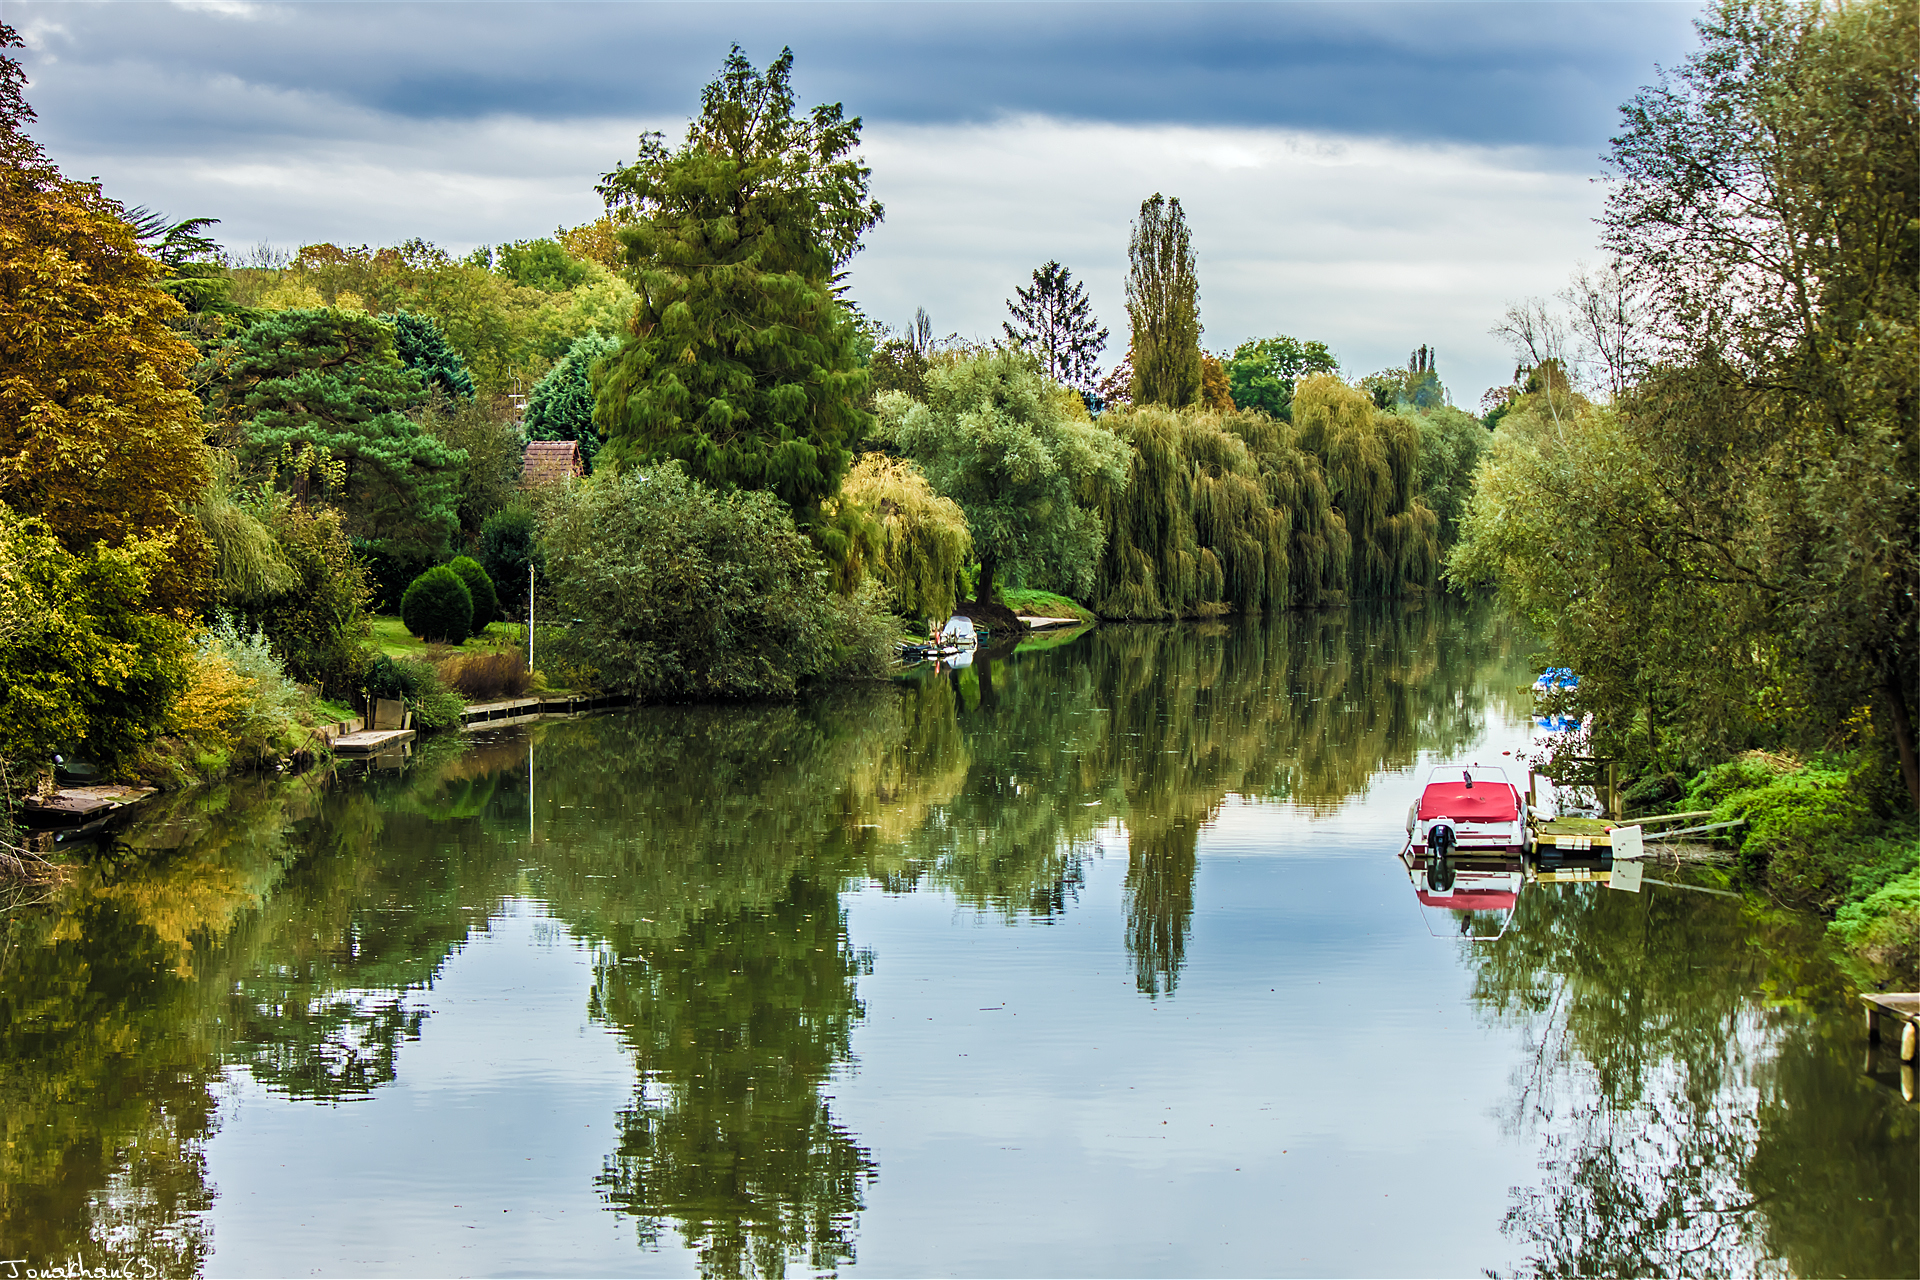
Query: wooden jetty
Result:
<box><xmin>458</xmin><ymin>692</ymin><xmax>633</xmax><ymax>729</ymax></box>
<box><xmin>20</xmin><ymin>784</ymin><xmax>157</xmax><ymax>828</ymax></box>
<box><xmin>1863</xmin><ymin>993</ymin><xmax>1920</xmax><ymax>1063</ymax></box>
<box><xmin>330</xmin><ymin>729</ymin><xmax>416</xmax><ymax>755</ymax></box>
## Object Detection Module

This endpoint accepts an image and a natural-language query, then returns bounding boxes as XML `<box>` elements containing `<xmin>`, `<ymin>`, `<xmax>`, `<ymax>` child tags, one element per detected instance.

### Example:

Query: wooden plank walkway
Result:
<box><xmin>458</xmin><ymin>693</ymin><xmax>634</xmax><ymax>729</ymax></box>
<box><xmin>1863</xmin><ymin>993</ymin><xmax>1920</xmax><ymax>1063</ymax></box>
<box><xmin>20</xmin><ymin>784</ymin><xmax>157</xmax><ymax>827</ymax></box>
<box><xmin>330</xmin><ymin>729</ymin><xmax>416</xmax><ymax>755</ymax></box>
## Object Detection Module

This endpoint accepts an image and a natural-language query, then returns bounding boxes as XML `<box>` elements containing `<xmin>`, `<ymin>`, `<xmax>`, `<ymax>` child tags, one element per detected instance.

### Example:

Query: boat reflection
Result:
<box><xmin>1399</xmin><ymin>840</ymin><xmax>1626</xmax><ymax>940</ymax></box>
<box><xmin>1399</xmin><ymin>846</ymin><xmax>1525</xmax><ymax>939</ymax></box>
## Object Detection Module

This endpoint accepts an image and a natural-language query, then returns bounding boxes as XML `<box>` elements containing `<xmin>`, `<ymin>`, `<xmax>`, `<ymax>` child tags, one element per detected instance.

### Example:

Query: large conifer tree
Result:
<box><xmin>1003</xmin><ymin>261</ymin><xmax>1108</xmax><ymax>393</ymax></box>
<box><xmin>594</xmin><ymin>47</ymin><xmax>883</xmax><ymax>528</ymax></box>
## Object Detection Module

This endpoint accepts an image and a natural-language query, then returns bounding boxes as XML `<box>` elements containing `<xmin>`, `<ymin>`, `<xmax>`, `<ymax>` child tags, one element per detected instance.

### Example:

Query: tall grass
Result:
<box><xmin>436</xmin><ymin>650</ymin><xmax>533</xmax><ymax>700</ymax></box>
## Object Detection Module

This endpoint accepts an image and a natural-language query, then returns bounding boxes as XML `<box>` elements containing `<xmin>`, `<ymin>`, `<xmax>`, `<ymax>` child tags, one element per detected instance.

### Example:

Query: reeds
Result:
<box><xmin>436</xmin><ymin>650</ymin><xmax>532</xmax><ymax>700</ymax></box>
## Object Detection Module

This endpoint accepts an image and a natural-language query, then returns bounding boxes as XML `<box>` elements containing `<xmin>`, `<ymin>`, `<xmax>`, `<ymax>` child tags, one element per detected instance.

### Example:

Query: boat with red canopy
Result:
<box><xmin>1404</xmin><ymin>763</ymin><xmax>1528</xmax><ymax>858</ymax></box>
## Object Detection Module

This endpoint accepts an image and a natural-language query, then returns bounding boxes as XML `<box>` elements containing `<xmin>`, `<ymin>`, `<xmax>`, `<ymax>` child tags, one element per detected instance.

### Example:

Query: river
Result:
<box><xmin>2</xmin><ymin>602</ymin><xmax>1913</xmax><ymax>1277</ymax></box>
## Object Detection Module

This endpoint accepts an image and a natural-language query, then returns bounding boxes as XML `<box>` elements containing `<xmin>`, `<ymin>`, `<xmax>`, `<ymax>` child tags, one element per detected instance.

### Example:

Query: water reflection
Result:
<box><xmin>2</xmin><ymin>599</ymin><xmax>1909</xmax><ymax>1277</ymax></box>
<box><xmin>1472</xmin><ymin>882</ymin><xmax>1919</xmax><ymax>1276</ymax></box>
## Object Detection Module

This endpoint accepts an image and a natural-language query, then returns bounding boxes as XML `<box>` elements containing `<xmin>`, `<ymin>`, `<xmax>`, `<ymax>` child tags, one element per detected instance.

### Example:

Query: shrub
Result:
<box><xmin>447</xmin><ymin>556</ymin><xmax>499</xmax><ymax>624</ymax></box>
<box><xmin>360</xmin><ymin>653</ymin><xmax>467</xmax><ymax>729</ymax></box>
<box><xmin>250</xmin><ymin>493</ymin><xmax>373</xmax><ymax>696</ymax></box>
<box><xmin>538</xmin><ymin>463</ymin><xmax>897</xmax><ymax>700</ymax></box>
<box><xmin>400</xmin><ymin>565</ymin><xmax>473</xmax><ymax>644</ymax></box>
<box><xmin>1831</xmin><ymin>855</ymin><xmax>1920</xmax><ymax>986</ymax></box>
<box><xmin>1684</xmin><ymin>751</ymin><xmax>1797</xmax><ymax>808</ymax></box>
<box><xmin>1714</xmin><ymin>764</ymin><xmax>1875</xmax><ymax>904</ymax></box>
<box><xmin>171</xmin><ymin>625</ymin><xmax>313</xmax><ymax>773</ymax></box>
<box><xmin>436</xmin><ymin>650</ymin><xmax>531</xmax><ymax>700</ymax></box>
<box><xmin>0</xmin><ymin>506</ymin><xmax>191</xmax><ymax>776</ymax></box>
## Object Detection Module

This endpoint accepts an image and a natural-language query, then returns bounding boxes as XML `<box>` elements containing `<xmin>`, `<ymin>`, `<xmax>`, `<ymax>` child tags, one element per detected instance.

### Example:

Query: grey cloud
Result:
<box><xmin>16</xmin><ymin>2</ymin><xmax>1701</xmax><ymax>158</ymax></box>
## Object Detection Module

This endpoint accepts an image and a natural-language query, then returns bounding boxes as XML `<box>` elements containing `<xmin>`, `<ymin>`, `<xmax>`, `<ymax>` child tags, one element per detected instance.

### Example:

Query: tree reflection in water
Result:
<box><xmin>21</xmin><ymin>599</ymin><xmax>1911</xmax><ymax>1276</ymax></box>
<box><xmin>1472</xmin><ymin>881</ymin><xmax>1919</xmax><ymax>1277</ymax></box>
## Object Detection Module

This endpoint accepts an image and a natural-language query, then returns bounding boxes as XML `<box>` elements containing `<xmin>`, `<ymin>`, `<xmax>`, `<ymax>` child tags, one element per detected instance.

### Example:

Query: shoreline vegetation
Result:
<box><xmin>2</xmin><ymin>7</ymin><xmax>1914</xmax><ymax>981</ymax></box>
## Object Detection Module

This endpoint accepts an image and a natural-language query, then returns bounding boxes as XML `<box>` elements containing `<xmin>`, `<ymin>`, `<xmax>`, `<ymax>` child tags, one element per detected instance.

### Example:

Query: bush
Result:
<box><xmin>479</xmin><ymin>504</ymin><xmax>540</xmax><ymax>616</ymax></box>
<box><xmin>1696</xmin><ymin>753</ymin><xmax>1899</xmax><ymax>906</ymax></box>
<box><xmin>1685</xmin><ymin>751</ymin><xmax>1797</xmax><ymax>808</ymax></box>
<box><xmin>249</xmin><ymin>493</ymin><xmax>373</xmax><ymax>696</ymax></box>
<box><xmin>447</xmin><ymin>556</ymin><xmax>499</xmax><ymax>624</ymax></box>
<box><xmin>400</xmin><ymin>565</ymin><xmax>473</xmax><ymax>644</ymax></box>
<box><xmin>539</xmin><ymin>463</ymin><xmax>897</xmax><ymax>700</ymax></box>
<box><xmin>359</xmin><ymin>653</ymin><xmax>467</xmax><ymax>729</ymax></box>
<box><xmin>171</xmin><ymin>625</ymin><xmax>313</xmax><ymax>773</ymax></box>
<box><xmin>1831</xmin><ymin>854</ymin><xmax>1920</xmax><ymax>986</ymax></box>
<box><xmin>436</xmin><ymin>650</ymin><xmax>531</xmax><ymax>700</ymax></box>
<box><xmin>0</xmin><ymin>506</ymin><xmax>191</xmax><ymax>776</ymax></box>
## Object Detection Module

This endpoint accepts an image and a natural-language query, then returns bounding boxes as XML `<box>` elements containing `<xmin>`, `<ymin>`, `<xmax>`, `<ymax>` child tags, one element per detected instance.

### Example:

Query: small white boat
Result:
<box><xmin>1404</xmin><ymin>763</ymin><xmax>1528</xmax><ymax>858</ymax></box>
<box><xmin>938</xmin><ymin>616</ymin><xmax>979</xmax><ymax>648</ymax></box>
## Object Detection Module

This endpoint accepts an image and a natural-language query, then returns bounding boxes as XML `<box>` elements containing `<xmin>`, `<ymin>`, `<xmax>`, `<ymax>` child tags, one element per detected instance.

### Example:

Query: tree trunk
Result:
<box><xmin>975</xmin><ymin>555</ymin><xmax>997</xmax><ymax>607</ymax></box>
<box><xmin>1886</xmin><ymin>666</ymin><xmax>1920</xmax><ymax>813</ymax></box>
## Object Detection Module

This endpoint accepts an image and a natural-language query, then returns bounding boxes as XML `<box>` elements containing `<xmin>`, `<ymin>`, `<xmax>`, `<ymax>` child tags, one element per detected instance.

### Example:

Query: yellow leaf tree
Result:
<box><xmin>0</xmin><ymin>23</ymin><xmax>208</xmax><ymax>613</ymax></box>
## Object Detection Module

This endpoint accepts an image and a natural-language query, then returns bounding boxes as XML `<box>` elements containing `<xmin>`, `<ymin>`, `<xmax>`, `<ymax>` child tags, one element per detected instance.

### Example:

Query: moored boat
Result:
<box><xmin>1404</xmin><ymin>762</ymin><xmax>1529</xmax><ymax>858</ymax></box>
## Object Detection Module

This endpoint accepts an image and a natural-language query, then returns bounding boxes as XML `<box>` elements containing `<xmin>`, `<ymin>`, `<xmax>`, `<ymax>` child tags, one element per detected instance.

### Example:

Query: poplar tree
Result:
<box><xmin>594</xmin><ymin>46</ymin><xmax>883</xmax><ymax>530</ymax></box>
<box><xmin>1003</xmin><ymin>261</ymin><xmax>1108</xmax><ymax>393</ymax></box>
<box><xmin>1125</xmin><ymin>194</ymin><xmax>1203</xmax><ymax>409</ymax></box>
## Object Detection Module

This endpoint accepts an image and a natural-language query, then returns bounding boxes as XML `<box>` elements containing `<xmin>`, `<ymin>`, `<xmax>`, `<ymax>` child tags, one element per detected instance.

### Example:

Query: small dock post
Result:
<box><xmin>1862</xmin><ymin>993</ymin><xmax>1920</xmax><ymax>1063</ymax></box>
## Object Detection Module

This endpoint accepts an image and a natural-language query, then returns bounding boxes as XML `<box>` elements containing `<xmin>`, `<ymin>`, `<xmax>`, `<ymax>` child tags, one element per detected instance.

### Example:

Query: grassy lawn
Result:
<box><xmin>998</xmin><ymin>588</ymin><xmax>1097</xmax><ymax>625</ymax></box>
<box><xmin>369</xmin><ymin>615</ymin><xmax>526</xmax><ymax>660</ymax></box>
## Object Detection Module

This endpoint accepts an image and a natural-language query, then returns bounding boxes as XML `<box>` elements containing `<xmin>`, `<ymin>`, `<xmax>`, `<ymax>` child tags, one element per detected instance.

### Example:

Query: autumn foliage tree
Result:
<box><xmin>0</xmin><ymin>22</ymin><xmax>208</xmax><ymax>615</ymax></box>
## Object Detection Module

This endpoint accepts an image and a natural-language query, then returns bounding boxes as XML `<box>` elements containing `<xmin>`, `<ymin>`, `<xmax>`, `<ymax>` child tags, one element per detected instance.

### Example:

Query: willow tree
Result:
<box><xmin>881</xmin><ymin>349</ymin><xmax>1131</xmax><ymax>604</ymax></box>
<box><xmin>1092</xmin><ymin>406</ymin><xmax>1289</xmax><ymax>619</ymax></box>
<box><xmin>1292</xmin><ymin>375</ymin><xmax>1438</xmax><ymax>598</ymax></box>
<box><xmin>1125</xmin><ymin>194</ymin><xmax>1203</xmax><ymax>409</ymax></box>
<box><xmin>594</xmin><ymin>46</ymin><xmax>882</xmax><ymax>541</ymax></box>
<box><xmin>837</xmin><ymin>453</ymin><xmax>972</xmax><ymax>624</ymax></box>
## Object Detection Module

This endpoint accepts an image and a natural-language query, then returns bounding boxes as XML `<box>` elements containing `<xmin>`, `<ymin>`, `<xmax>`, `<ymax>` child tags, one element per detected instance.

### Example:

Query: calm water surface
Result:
<box><xmin>3</xmin><ymin>604</ymin><xmax>1914</xmax><ymax>1277</ymax></box>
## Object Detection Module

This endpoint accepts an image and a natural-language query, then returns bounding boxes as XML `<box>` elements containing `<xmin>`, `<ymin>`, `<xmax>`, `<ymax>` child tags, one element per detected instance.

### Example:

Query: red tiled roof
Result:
<box><xmin>523</xmin><ymin>440</ymin><xmax>583</xmax><ymax>486</ymax></box>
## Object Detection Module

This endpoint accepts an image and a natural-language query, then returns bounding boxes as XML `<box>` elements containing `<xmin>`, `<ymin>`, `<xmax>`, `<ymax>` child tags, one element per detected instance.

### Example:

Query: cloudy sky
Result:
<box><xmin>10</xmin><ymin>1</ymin><xmax>1704</xmax><ymax>401</ymax></box>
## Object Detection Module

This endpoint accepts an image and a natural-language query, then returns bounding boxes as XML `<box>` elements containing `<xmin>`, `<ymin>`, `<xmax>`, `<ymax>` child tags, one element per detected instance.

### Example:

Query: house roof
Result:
<box><xmin>523</xmin><ymin>439</ymin><xmax>583</xmax><ymax>486</ymax></box>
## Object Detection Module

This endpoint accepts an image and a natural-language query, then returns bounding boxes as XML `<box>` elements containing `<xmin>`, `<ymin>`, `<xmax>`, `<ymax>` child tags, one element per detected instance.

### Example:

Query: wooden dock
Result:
<box><xmin>458</xmin><ymin>693</ymin><xmax>633</xmax><ymax>729</ymax></box>
<box><xmin>20</xmin><ymin>784</ymin><xmax>157</xmax><ymax>828</ymax></box>
<box><xmin>1864</xmin><ymin>993</ymin><xmax>1920</xmax><ymax>1063</ymax></box>
<box><xmin>330</xmin><ymin>729</ymin><xmax>417</xmax><ymax>755</ymax></box>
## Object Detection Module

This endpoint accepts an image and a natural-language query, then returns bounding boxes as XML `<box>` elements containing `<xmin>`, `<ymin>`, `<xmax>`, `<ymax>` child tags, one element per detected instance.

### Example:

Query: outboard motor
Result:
<box><xmin>1426</xmin><ymin>819</ymin><xmax>1458</xmax><ymax>892</ymax></box>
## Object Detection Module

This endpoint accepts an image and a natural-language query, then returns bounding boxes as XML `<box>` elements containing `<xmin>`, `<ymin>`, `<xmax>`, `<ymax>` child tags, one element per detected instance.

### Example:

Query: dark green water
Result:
<box><xmin>2</xmin><ymin>603</ymin><xmax>1913</xmax><ymax>1277</ymax></box>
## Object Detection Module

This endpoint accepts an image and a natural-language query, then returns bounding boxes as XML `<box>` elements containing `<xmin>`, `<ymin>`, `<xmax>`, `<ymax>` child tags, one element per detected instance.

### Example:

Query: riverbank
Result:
<box><xmin>1623</xmin><ymin>751</ymin><xmax>1920</xmax><ymax>988</ymax></box>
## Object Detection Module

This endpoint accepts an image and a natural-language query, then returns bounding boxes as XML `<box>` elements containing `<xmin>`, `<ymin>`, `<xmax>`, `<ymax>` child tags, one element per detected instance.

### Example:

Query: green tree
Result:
<box><xmin>1003</xmin><ymin>261</ymin><xmax>1108</xmax><ymax>394</ymax></box>
<box><xmin>1403</xmin><ymin>403</ymin><xmax>1486</xmax><ymax>547</ymax></box>
<box><xmin>1224</xmin><ymin>334</ymin><xmax>1338</xmax><ymax>419</ymax></box>
<box><xmin>211</xmin><ymin>308</ymin><xmax>467</xmax><ymax>599</ymax></box>
<box><xmin>836</xmin><ymin>453</ymin><xmax>972</xmax><ymax>624</ymax></box>
<box><xmin>1457</xmin><ymin>0</ymin><xmax>1920</xmax><ymax>804</ymax></box>
<box><xmin>595</xmin><ymin>46</ymin><xmax>883</xmax><ymax>533</ymax></box>
<box><xmin>391</xmin><ymin>310</ymin><xmax>475</xmax><ymax>400</ymax></box>
<box><xmin>1292</xmin><ymin>375</ymin><xmax>1438</xmax><ymax>598</ymax></box>
<box><xmin>1603</xmin><ymin>0</ymin><xmax>1919</xmax><ymax>805</ymax></box>
<box><xmin>525</xmin><ymin>331</ymin><xmax>618</xmax><ymax>470</ymax></box>
<box><xmin>1125</xmin><ymin>194</ymin><xmax>1203</xmax><ymax>409</ymax></box>
<box><xmin>880</xmin><ymin>349</ymin><xmax>1132</xmax><ymax>603</ymax></box>
<box><xmin>494</xmin><ymin>237</ymin><xmax>591</xmax><ymax>292</ymax></box>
